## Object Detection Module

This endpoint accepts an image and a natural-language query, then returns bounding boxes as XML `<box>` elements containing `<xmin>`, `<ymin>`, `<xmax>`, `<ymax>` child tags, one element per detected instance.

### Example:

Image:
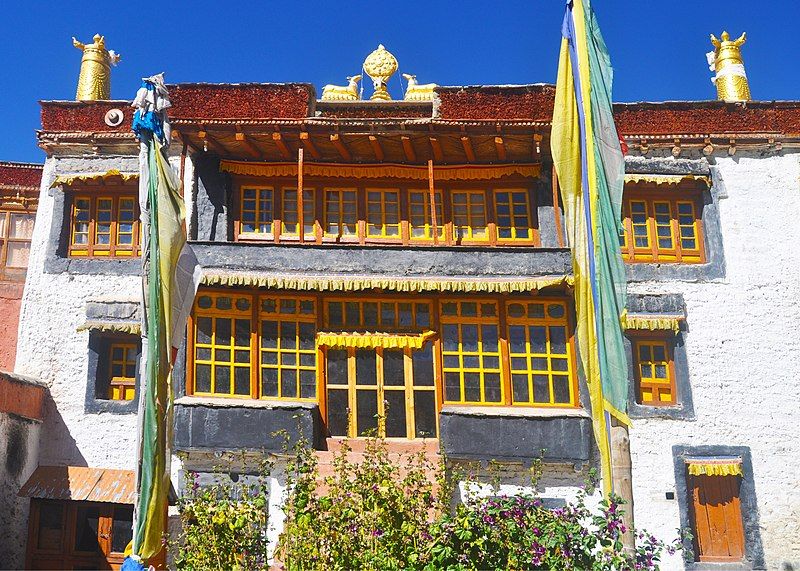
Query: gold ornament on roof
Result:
<box><xmin>321</xmin><ymin>75</ymin><xmax>362</xmax><ymax>101</ymax></box>
<box><xmin>73</xmin><ymin>34</ymin><xmax>120</xmax><ymax>101</ymax></box>
<box><xmin>363</xmin><ymin>44</ymin><xmax>398</xmax><ymax>101</ymax></box>
<box><xmin>402</xmin><ymin>74</ymin><xmax>438</xmax><ymax>101</ymax></box>
<box><xmin>708</xmin><ymin>31</ymin><xmax>751</xmax><ymax>102</ymax></box>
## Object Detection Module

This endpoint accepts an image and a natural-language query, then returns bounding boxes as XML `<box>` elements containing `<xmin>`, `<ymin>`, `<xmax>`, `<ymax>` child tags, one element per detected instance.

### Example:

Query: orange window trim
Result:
<box><xmin>632</xmin><ymin>335</ymin><xmax>677</xmax><ymax>406</ymax></box>
<box><xmin>68</xmin><ymin>192</ymin><xmax>141</xmax><ymax>258</ymax></box>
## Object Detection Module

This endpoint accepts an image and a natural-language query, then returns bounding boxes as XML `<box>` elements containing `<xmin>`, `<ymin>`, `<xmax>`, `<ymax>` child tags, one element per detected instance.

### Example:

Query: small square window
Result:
<box><xmin>90</xmin><ymin>333</ymin><xmax>141</xmax><ymax>405</ymax></box>
<box><xmin>632</xmin><ymin>336</ymin><xmax>676</xmax><ymax>405</ymax></box>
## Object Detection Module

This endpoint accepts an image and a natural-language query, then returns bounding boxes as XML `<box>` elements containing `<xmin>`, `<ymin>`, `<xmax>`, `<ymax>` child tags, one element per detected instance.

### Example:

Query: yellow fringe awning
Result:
<box><xmin>76</xmin><ymin>320</ymin><xmax>141</xmax><ymax>335</ymax></box>
<box><xmin>622</xmin><ymin>313</ymin><xmax>684</xmax><ymax>334</ymax></box>
<box><xmin>624</xmin><ymin>174</ymin><xmax>710</xmax><ymax>187</ymax></box>
<box><xmin>51</xmin><ymin>169</ymin><xmax>139</xmax><ymax>188</ymax></box>
<box><xmin>686</xmin><ymin>458</ymin><xmax>743</xmax><ymax>477</ymax></box>
<box><xmin>201</xmin><ymin>271</ymin><xmax>572</xmax><ymax>294</ymax></box>
<box><xmin>219</xmin><ymin>160</ymin><xmax>540</xmax><ymax>181</ymax></box>
<box><xmin>317</xmin><ymin>330</ymin><xmax>436</xmax><ymax>350</ymax></box>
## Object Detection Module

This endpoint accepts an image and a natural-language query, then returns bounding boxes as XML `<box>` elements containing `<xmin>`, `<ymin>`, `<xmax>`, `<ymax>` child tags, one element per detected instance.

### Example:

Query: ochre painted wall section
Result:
<box><xmin>0</xmin><ymin>282</ymin><xmax>23</xmax><ymax>372</ymax></box>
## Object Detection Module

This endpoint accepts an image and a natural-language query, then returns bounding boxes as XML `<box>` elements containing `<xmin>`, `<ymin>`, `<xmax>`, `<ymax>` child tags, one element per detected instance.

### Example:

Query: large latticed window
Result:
<box><xmin>324</xmin><ymin>189</ymin><xmax>358</xmax><ymax>239</ymax></box>
<box><xmin>620</xmin><ymin>192</ymin><xmax>703</xmax><ymax>263</ymax></box>
<box><xmin>494</xmin><ymin>190</ymin><xmax>534</xmax><ymax>242</ymax></box>
<box><xmin>633</xmin><ymin>337</ymin><xmax>676</xmax><ymax>405</ymax></box>
<box><xmin>240</xmin><ymin>187</ymin><xmax>274</xmax><ymax>235</ymax></box>
<box><xmin>108</xmin><ymin>343</ymin><xmax>137</xmax><ymax>401</ymax></box>
<box><xmin>451</xmin><ymin>191</ymin><xmax>488</xmax><ymax>242</ymax></box>
<box><xmin>234</xmin><ymin>180</ymin><xmax>536</xmax><ymax>246</ymax></box>
<box><xmin>507</xmin><ymin>301</ymin><xmax>574</xmax><ymax>405</ymax></box>
<box><xmin>325</xmin><ymin>299</ymin><xmax>431</xmax><ymax>331</ymax></box>
<box><xmin>69</xmin><ymin>194</ymin><xmax>140</xmax><ymax>257</ymax></box>
<box><xmin>280</xmin><ymin>188</ymin><xmax>316</xmax><ymax>239</ymax></box>
<box><xmin>259</xmin><ymin>296</ymin><xmax>317</xmax><ymax>400</ymax></box>
<box><xmin>0</xmin><ymin>209</ymin><xmax>35</xmax><ymax>274</ymax></box>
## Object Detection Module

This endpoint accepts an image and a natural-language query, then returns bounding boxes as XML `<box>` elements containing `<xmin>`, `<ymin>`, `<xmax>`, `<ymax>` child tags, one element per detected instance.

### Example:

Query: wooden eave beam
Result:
<box><xmin>429</xmin><ymin>137</ymin><xmax>444</xmax><ymax>163</ymax></box>
<box><xmin>494</xmin><ymin>136</ymin><xmax>507</xmax><ymax>161</ymax></box>
<box><xmin>330</xmin><ymin>134</ymin><xmax>352</xmax><ymax>162</ymax></box>
<box><xmin>172</xmin><ymin>129</ymin><xmax>201</xmax><ymax>154</ymax></box>
<box><xmin>235</xmin><ymin>127</ymin><xmax>264</xmax><ymax>159</ymax></box>
<box><xmin>368</xmin><ymin>135</ymin><xmax>385</xmax><ymax>161</ymax></box>
<box><xmin>272</xmin><ymin>132</ymin><xmax>292</xmax><ymax>160</ymax></box>
<box><xmin>197</xmin><ymin>129</ymin><xmax>227</xmax><ymax>156</ymax></box>
<box><xmin>401</xmin><ymin>136</ymin><xmax>416</xmax><ymax>162</ymax></box>
<box><xmin>299</xmin><ymin>131</ymin><xmax>321</xmax><ymax>160</ymax></box>
<box><xmin>460</xmin><ymin>136</ymin><xmax>476</xmax><ymax>163</ymax></box>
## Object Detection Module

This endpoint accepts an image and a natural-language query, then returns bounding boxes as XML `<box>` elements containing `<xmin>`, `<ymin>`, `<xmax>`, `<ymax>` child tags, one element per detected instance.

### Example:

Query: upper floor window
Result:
<box><xmin>0</xmin><ymin>209</ymin><xmax>35</xmax><ymax>276</ymax></box>
<box><xmin>107</xmin><ymin>343</ymin><xmax>137</xmax><ymax>401</ymax></box>
<box><xmin>69</xmin><ymin>193</ymin><xmax>140</xmax><ymax>257</ymax></box>
<box><xmin>632</xmin><ymin>336</ymin><xmax>676</xmax><ymax>405</ymax></box>
<box><xmin>232</xmin><ymin>178</ymin><xmax>537</xmax><ymax>247</ymax></box>
<box><xmin>619</xmin><ymin>190</ymin><xmax>704</xmax><ymax>263</ymax></box>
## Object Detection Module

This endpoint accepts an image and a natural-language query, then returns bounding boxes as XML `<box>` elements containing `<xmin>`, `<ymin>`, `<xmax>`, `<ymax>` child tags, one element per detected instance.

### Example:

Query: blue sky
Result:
<box><xmin>2</xmin><ymin>1</ymin><xmax>798</xmax><ymax>163</ymax></box>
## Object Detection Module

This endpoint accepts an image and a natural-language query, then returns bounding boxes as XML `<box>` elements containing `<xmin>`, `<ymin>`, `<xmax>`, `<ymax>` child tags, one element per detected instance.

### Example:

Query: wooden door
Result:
<box><xmin>690</xmin><ymin>474</ymin><xmax>745</xmax><ymax>562</ymax></box>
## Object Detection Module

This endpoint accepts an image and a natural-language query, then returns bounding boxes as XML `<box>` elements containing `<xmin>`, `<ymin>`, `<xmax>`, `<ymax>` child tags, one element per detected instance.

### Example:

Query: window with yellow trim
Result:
<box><xmin>620</xmin><ymin>193</ymin><xmax>703</xmax><ymax>263</ymax></box>
<box><xmin>108</xmin><ymin>343</ymin><xmax>137</xmax><ymax>401</ymax></box>
<box><xmin>408</xmin><ymin>190</ymin><xmax>444</xmax><ymax>241</ymax></box>
<box><xmin>494</xmin><ymin>190</ymin><xmax>533</xmax><ymax>242</ymax></box>
<box><xmin>324</xmin><ymin>189</ymin><xmax>357</xmax><ymax>238</ymax></box>
<box><xmin>325</xmin><ymin>299</ymin><xmax>431</xmax><ymax>331</ymax></box>
<box><xmin>441</xmin><ymin>300</ymin><xmax>502</xmax><ymax>404</ymax></box>
<box><xmin>192</xmin><ymin>292</ymin><xmax>318</xmax><ymax>400</ymax></box>
<box><xmin>69</xmin><ymin>194</ymin><xmax>140</xmax><ymax>257</ymax></box>
<box><xmin>280</xmin><ymin>188</ymin><xmax>316</xmax><ymax>238</ymax></box>
<box><xmin>259</xmin><ymin>296</ymin><xmax>317</xmax><ymax>400</ymax></box>
<box><xmin>633</xmin><ymin>338</ymin><xmax>676</xmax><ymax>405</ymax></box>
<box><xmin>506</xmin><ymin>301</ymin><xmax>574</xmax><ymax>405</ymax></box>
<box><xmin>452</xmin><ymin>190</ymin><xmax>488</xmax><ymax>241</ymax></box>
<box><xmin>0</xmin><ymin>209</ymin><xmax>35</xmax><ymax>274</ymax></box>
<box><xmin>366</xmin><ymin>189</ymin><xmax>401</xmax><ymax>238</ymax></box>
<box><xmin>240</xmin><ymin>187</ymin><xmax>274</xmax><ymax>235</ymax></box>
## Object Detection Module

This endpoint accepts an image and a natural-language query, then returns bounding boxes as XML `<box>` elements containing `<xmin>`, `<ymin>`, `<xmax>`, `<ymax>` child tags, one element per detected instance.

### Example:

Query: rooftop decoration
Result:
<box><xmin>707</xmin><ymin>31</ymin><xmax>751</xmax><ymax>102</ymax></box>
<box><xmin>402</xmin><ymin>74</ymin><xmax>438</xmax><ymax>101</ymax></box>
<box><xmin>72</xmin><ymin>34</ymin><xmax>120</xmax><ymax>101</ymax></box>
<box><xmin>363</xmin><ymin>44</ymin><xmax>399</xmax><ymax>101</ymax></box>
<box><xmin>321</xmin><ymin>75</ymin><xmax>362</xmax><ymax>101</ymax></box>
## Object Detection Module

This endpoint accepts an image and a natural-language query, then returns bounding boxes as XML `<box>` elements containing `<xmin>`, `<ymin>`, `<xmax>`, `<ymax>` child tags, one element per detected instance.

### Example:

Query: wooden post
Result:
<box><xmin>428</xmin><ymin>160</ymin><xmax>439</xmax><ymax>245</ymax></box>
<box><xmin>552</xmin><ymin>163</ymin><xmax>565</xmax><ymax>248</ymax></box>
<box><xmin>611</xmin><ymin>419</ymin><xmax>636</xmax><ymax>551</ymax></box>
<box><xmin>297</xmin><ymin>148</ymin><xmax>304</xmax><ymax>243</ymax></box>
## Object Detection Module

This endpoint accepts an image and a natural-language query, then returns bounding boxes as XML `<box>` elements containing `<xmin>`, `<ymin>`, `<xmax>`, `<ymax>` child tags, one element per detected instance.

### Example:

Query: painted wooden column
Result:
<box><xmin>611</xmin><ymin>420</ymin><xmax>636</xmax><ymax>550</ymax></box>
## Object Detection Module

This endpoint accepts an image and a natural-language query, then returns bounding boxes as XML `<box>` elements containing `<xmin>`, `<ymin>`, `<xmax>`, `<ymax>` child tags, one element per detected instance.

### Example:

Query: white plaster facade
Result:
<box><xmin>628</xmin><ymin>150</ymin><xmax>800</xmax><ymax>569</ymax></box>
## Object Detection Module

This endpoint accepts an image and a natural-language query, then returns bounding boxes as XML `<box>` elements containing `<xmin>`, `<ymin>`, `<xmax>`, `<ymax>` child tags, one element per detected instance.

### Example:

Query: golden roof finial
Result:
<box><xmin>72</xmin><ymin>34</ymin><xmax>121</xmax><ymax>101</ymax></box>
<box><xmin>708</xmin><ymin>31</ymin><xmax>750</xmax><ymax>102</ymax></box>
<box><xmin>363</xmin><ymin>44</ymin><xmax>398</xmax><ymax>101</ymax></box>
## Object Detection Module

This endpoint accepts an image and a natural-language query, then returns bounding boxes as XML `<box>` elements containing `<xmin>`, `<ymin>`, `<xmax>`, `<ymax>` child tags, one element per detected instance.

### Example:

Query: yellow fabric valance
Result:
<box><xmin>76</xmin><ymin>320</ymin><xmax>141</xmax><ymax>335</ymax></box>
<box><xmin>624</xmin><ymin>174</ymin><xmax>710</xmax><ymax>187</ymax></box>
<box><xmin>219</xmin><ymin>160</ymin><xmax>540</xmax><ymax>181</ymax></box>
<box><xmin>686</xmin><ymin>458</ymin><xmax>743</xmax><ymax>477</ymax></box>
<box><xmin>201</xmin><ymin>271</ymin><xmax>572</xmax><ymax>294</ymax></box>
<box><xmin>622</xmin><ymin>313</ymin><xmax>684</xmax><ymax>334</ymax></box>
<box><xmin>317</xmin><ymin>330</ymin><xmax>436</xmax><ymax>350</ymax></box>
<box><xmin>51</xmin><ymin>169</ymin><xmax>139</xmax><ymax>188</ymax></box>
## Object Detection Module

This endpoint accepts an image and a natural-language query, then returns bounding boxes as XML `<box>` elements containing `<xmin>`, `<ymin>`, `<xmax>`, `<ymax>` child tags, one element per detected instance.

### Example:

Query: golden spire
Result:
<box><xmin>363</xmin><ymin>44</ymin><xmax>398</xmax><ymax>101</ymax></box>
<box><xmin>72</xmin><ymin>34</ymin><xmax>120</xmax><ymax>101</ymax></box>
<box><xmin>708</xmin><ymin>31</ymin><xmax>751</xmax><ymax>102</ymax></box>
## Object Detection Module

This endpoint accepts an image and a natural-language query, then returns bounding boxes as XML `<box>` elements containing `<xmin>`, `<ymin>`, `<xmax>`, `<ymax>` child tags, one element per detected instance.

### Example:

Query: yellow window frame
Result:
<box><xmin>493</xmin><ymin>189</ymin><xmax>533</xmax><ymax>242</ymax></box>
<box><xmin>69</xmin><ymin>194</ymin><xmax>140</xmax><ymax>257</ymax></box>
<box><xmin>323</xmin><ymin>188</ymin><xmax>358</xmax><ymax>239</ymax></box>
<box><xmin>240</xmin><ymin>187</ymin><xmax>274</xmax><ymax>235</ymax></box>
<box><xmin>108</xmin><ymin>343</ymin><xmax>137</xmax><ymax>401</ymax></box>
<box><xmin>633</xmin><ymin>337</ymin><xmax>676</xmax><ymax>405</ymax></box>
<box><xmin>0</xmin><ymin>209</ymin><xmax>35</xmax><ymax>271</ymax></box>
<box><xmin>366</xmin><ymin>189</ymin><xmax>401</xmax><ymax>239</ymax></box>
<box><xmin>451</xmin><ymin>190</ymin><xmax>489</xmax><ymax>242</ymax></box>
<box><xmin>408</xmin><ymin>189</ymin><xmax>444</xmax><ymax>242</ymax></box>
<box><xmin>280</xmin><ymin>187</ymin><xmax>316</xmax><ymax>239</ymax></box>
<box><xmin>505</xmin><ymin>300</ymin><xmax>576</xmax><ymax>406</ymax></box>
<box><xmin>621</xmin><ymin>193</ymin><xmax>704</xmax><ymax>264</ymax></box>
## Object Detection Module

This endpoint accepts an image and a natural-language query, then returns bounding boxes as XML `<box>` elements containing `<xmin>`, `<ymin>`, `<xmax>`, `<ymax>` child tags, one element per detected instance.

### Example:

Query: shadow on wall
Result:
<box><xmin>39</xmin><ymin>396</ymin><xmax>87</xmax><ymax>468</ymax></box>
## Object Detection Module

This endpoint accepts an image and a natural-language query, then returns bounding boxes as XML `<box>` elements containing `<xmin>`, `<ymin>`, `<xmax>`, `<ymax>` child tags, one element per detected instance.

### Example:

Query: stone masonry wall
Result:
<box><xmin>628</xmin><ymin>151</ymin><xmax>800</xmax><ymax>569</ymax></box>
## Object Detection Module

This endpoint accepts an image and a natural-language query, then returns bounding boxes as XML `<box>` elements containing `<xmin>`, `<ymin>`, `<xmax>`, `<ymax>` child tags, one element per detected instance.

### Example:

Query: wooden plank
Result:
<box><xmin>428</xmin><ymin>160</ymin><xmax>439</xmax><ymax>245</ymax></box>
<box><xmin>401</xmin><ymin>136</ymin><xmax>416</xmax><ymax>162</ymax></box>
<box><xmin>368</xmin><ymin>135</ymin><xmax>385</xmax><ymax>161</ymax></box>
<box><xmin>692</xmin><ymin>475</ymin><xmax>714</xmax><ymax>560</ymax></box>
<box><xmin>299</xmin><ymin>131</ymin><xmax>321</xmax><ymax>160</ymax></box>
<box><xmin>297</xmin><ymin>148</ymin><xmax>305</xmax><ymax>244</ymax></box>
<box><xmin>197</xmin><ymin>130</ymin><xmax>227</xmax><ymax>155</ymax></box>
<box><xmin>234</xmin><ymin>130</ymin><xmax>264</xmax><ymax>159</ymax></box>
<box><xmin>272</xmin><ymin>132</ymin><xmax>292</xmax><ymax>160</ymax></box>
<box><xmin>494</xmin><ymin>136</ymin><xmax>507</xmax><ymax>161</ymax></box>
<box><xmin>460</xmin><ymin>136</ymin><xmax>475</xmax><ymax>163</ymax></box>
<box><xmin>429</xmin><ymin>137</ymin><xmax>444</xmax><ymax>163</ymax></box>
<box><xmin>330</xmin><ymin>134</ymin><xmax>352</xmax><ymax>162</ymax></box>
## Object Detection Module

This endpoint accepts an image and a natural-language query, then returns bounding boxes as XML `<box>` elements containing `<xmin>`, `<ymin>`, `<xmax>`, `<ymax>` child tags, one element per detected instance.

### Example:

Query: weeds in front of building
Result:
<box><xmin>171</xmin><ymin>433</ymin><xmax>684</xmax><ymax>570</ymax></box>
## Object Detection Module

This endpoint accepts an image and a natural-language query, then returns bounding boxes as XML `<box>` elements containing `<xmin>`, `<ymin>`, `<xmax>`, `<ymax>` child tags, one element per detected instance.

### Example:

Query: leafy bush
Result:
<box><xmin>172</xmin><ymin>458</ymin><xmax>271</xmax><ymax>570</ymax></box>
<box><xmin>278</xmin><ymin>437</ymin><xmax>683</xmax><ymax>570</ymax></box>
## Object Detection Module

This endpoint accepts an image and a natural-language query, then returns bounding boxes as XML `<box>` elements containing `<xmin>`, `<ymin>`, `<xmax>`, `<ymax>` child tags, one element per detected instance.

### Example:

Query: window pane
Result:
<box><xmin>37</xmin><ymin>502</ymin><xmax>64</xmax><ymax>550</ymax></box>
<box><xmin>356</xmin><ymin>389</ymin><xmax>378</xmax><ymax>436</ymax></box>
<box><xmin>6</xmin><ymin>242</ymin><xmax>30</xmax><ymax>268</ymax></box>
<box><xmin>412</xmin><ymin>345</ymin><xmax>435</xmax><ymax>386</ymax></box>
<box><xmin>326</xmin><ymin>350</ymin><xmax>348</xmax><ymax>385</ymax></box>
<box><xmin>356</xmin><ymin>349</ymin><xmax>377</xmax><ymax>385</ymax></box>
<box><xmin>413</xmin><ymin>391</ymin><xmax>437</xmax><ymax>438</ymax></box>
<box><xmin>74</xmin><ymin>505</ymin><xmax>101</xmax><ymax>553</ymax></box>
<box><xmin>327</xmin><ymin>389</ymin><xmax>349</xmax><ymax>436</ymax></box>
<box><xmin>384</xmin><ymin>391</ymin><xmax>407</xmax><ymax>438</ymax></box>
<box><xmin>111</xmin><ymin>506</ymin><xmax>134</xmax><ymax>553</ymax></box>
<box><xmin>8</xmin><ymin>213</ymin><xmax>35</xmax><ymax>239</ymax></box>
<box><xmin>383</xmin><ymin>350</ymin><xmax>405</xmax><ymax>386</ymax></box>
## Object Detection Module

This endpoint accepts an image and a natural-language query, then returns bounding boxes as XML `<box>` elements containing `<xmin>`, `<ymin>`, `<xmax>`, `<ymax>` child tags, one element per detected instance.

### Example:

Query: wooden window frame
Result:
<box><xmin>365</xmin><ymin>188</ymin><xmax>402</xmax><ymax>241</ymax></box>
<box><xmin>107</xmin><ymin>342</ymin><xmax>137</xmax><ymax>401</ymax></box>
<box><xmin>620</xmin><ymin>187</ymin><xmax>705</xmax><ymax>264</ymax></box>
<box><xmin>67</xmin><ymin>190</ymin><xmax>141</xmax><ymax>258</ymax></box>
<box><xmin>0</xmin><ymin>207</ymin><xmax>36</xmax><ymax>277</ymax></box>
<box><xmin>237</xmin><ymin>186</ymin><xmax>275</xmax><ymax>240</ymax></box>
<box><xmin>280</xmin><ymin>187</ymin><xmax>317</xmax><ymax>241</ymax></box>
<box><xmin>689</xmin><ymin>473</ymin><xmax>746</xmax><ymax>562</ymax></box>
<box><xmin>231</xmin><ymin>175</ymin><xmax>540</xmax><ymax>248</ymax></box>
<box><xmin>631</xmin><ymin>334</ymin><xmax>677</xmax><ymax>406</ymax></box>
<box><xmin>492</xmin><ymin>189</ymin><xmax>537</xmax><ymax>245</ymax></box>
<box><xmin>26</xmin><ymin>499</ymin><xmax>132</xmax><ymax>570</ymax></box>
